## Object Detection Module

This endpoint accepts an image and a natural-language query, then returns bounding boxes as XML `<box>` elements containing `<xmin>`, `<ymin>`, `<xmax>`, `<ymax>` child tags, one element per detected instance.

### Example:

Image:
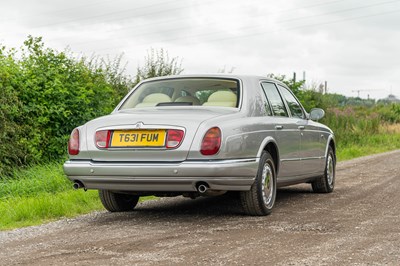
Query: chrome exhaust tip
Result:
<box><xmin>197</xmin><ymin>184</ymin><xmax>208</xmax><ymax>194</ymax></box>
<box><xmin>73</xmin><ymin>181</ymin><xmax>84</xmax><ymax>190</ymax></box>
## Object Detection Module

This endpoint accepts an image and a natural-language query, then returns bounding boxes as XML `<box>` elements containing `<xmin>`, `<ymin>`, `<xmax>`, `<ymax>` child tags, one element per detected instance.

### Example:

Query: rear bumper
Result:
<box><xmin>63</xmin><ymin>159</ymin><xmax>258</xmax><ymax>192</ymax></box>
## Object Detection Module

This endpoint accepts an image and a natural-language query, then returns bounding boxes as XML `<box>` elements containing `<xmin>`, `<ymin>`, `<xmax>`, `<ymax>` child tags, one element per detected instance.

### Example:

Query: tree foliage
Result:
<box><xmin>268</xmin><ymin>73</ymin><xmax>351</xmax><ymax>111</ymax></box>
<box><xmin>135</xmin><ymin>48</ymin><xmax>183</xmax><ymax>84</ymax></box>
<box><xmin>0</xmin><ymin>47</ymin><xmax>27</xmax><ymax>174</ymax></box>
<box><xmin>0</xmin><ymin>38</ymin><xmax>184</xmax><ymax>176</ymax></box>
<box><xmin>0</xmin><ymin>37</ymin><xmax>131</xmax><ymax>176</ymax></box>
<box><xmin>83</xmin><ymin>54</ymin><xmax>135</xmax><ymax>105</ymax></box>
<box><xmin>267</xmin><ymin>73</ymin><xmax>304</xmax><ymax>97</ymax></box>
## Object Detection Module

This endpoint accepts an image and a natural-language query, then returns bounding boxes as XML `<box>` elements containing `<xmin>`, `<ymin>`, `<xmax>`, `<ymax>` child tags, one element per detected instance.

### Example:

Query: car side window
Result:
<box><xmin>261</xmin><ymin>82</ymin><xmax>288</xmax><ymax>117</ymax></box>
<box><xmin>278</xmin><ymin>85</ymin><xmax>305</xmax><ymax>119</ymax></box>
<box><xmin>259</xmin><ymin>87</ymin><xmax>272</xmax><ymax>116</ymax></box>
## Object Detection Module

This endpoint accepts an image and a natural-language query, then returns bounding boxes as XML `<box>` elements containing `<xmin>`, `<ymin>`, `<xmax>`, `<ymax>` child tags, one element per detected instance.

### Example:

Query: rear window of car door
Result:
<box><xmin>277</xmin><ymin>85</ymin><xmax>305</xmax><ymax>119</ymax></box>
<box><xmin>261</xmin><ymin>82</ymin><xmax>288</xmax><ymax>117</ymax></box>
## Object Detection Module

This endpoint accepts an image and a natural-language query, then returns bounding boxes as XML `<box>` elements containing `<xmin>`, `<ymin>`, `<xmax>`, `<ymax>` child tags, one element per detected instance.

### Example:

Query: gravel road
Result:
<box><xmin>1</xmin><ymin>150</ymin><xmax>400</xmax><ymax>265</ymax></box>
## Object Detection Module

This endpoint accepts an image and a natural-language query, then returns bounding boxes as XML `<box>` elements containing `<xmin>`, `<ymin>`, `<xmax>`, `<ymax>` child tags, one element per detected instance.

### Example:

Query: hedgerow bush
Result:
<box><xmin>0</xmin><ymin>49</ymin><xmax>29</xmax><ymax>175</ymax></box>
<box><xmin>0</xmin><ymin>37</ymin><xmax>131</xmax><ymax>176</ymax></box>
<box><xmin>0</xmin><ymin>37</ymin><xmax>184</xmax><ymax>177</ymax></box>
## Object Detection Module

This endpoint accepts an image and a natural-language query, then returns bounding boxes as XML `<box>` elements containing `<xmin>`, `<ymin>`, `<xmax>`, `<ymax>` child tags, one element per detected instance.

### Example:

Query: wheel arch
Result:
<box><xmin>326</xmin><ymin>135</ymin><xmax>336</xmax><ymax>161</ymax></box>
<box><xmin>257</xmin><ymin>137</ymin><xmax>280</xmax><ymax>176</ymax></box>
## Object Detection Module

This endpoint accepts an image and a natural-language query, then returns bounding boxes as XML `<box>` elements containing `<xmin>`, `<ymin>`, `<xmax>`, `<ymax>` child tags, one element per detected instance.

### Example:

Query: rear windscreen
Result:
<box><xmin>119</xmin><ymin>78</ymin><xmax>240</xmax><ymax>109</ymax></box>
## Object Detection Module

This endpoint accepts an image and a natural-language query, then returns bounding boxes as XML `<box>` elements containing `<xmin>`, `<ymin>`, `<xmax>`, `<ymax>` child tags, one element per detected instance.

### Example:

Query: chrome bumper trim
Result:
<box><xmin>63</xmin><ymin>159</ymin><xmax>258</xmax><ymax>192</ymax></box>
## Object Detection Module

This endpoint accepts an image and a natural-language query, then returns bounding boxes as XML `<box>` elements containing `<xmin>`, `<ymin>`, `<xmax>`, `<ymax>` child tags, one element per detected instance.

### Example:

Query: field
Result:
<box><xmin>323</xmin><ymin>107</ymin><xmax>400</xmax><ymax>160</ymax></box>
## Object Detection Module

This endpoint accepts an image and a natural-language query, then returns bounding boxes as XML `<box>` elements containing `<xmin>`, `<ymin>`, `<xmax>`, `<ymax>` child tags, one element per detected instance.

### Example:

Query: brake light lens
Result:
<box><xmin>68</xmin><ymin>128</ymin><xmax>80</xmax><ymax>155</ymax></box>
<box><xmin>200</xmin><ymin>127</ymin><xmax>221</xmax><ymax>155</ymax></box>
<box><xmin>166</xmin><ymin>129</ymin><xmax>184</xmax><ymax>148</ymax></box>
<box><xmin>95</xmin><ymin>130</ymin><xmax>111</xmax><ymax>148</ymax></box>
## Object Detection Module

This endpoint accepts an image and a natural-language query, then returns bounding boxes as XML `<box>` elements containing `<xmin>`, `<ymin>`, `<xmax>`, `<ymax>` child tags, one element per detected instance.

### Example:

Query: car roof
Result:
<box><xmin>140</xmin><ymin>74</ymin><xmax>286</xmax><ymax>86</ymax></box>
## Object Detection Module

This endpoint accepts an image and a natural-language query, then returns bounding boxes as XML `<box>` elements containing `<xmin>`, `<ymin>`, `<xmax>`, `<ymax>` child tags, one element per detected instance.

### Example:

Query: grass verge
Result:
<box><xmin>337</xmin><ymin>132</ymin><xmax>400</xmax><ymax>161</ymax></box>
<box><xmin>0</xmin><ymin>163</ymin><xmax>103</xmax><ymax>230</ymax></box>
<box><xmin>0</xmin><ymin>190</ymin><xmax>102</xmax><ymax>230</ymax></box>
<box><xmin>0</xmin><ymin>162</ymin><xmax>156</xmax><ymax>231</ymax></box>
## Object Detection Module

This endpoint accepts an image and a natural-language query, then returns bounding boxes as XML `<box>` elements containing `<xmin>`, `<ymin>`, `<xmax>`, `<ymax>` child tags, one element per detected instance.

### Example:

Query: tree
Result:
<box><xmin>0</xmin><ymin>36</ymin><xmax>126</xmax><ymax>175</ymax></box>
<box><xmin>266</xmin><ymin>73</ymin><xmax>337</xmax><ymax>111</ymax></box>
<box><xmin>135</xmin><ymin>48</ymin><xmax>183</xmax><ymax>84</ymax></box>
<box><xmin>267</xmin><ymin>73</ymin><xmax>304</xmax><ymax>97</ymax></box>
<box><xmin>0</xmin><ymin>37</ymin><xmax>186</xmax><ymax>176</ymax></box>
<box><xmin>83</xmin><ymin>53</ymin><xmax>135</xmax><ymax>105</ymax></box>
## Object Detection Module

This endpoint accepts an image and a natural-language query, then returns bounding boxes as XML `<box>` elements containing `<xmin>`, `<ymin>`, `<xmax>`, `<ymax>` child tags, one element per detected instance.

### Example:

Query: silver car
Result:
<box><xmin>64</xmin><ymin>75</ymin><xmax>336</xmax><ymax>216</ymax></box>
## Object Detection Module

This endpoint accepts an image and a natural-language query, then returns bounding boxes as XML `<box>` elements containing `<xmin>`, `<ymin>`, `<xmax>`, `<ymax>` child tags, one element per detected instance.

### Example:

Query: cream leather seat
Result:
<box><xmin>135</xmin><ymin>93</ymin><xmax>172</xmax><ymax>108</ymax></box>
<box><xmin>202</xmin><ymin>91</ymin><xmax>237</xmax><ymax>107</ymax></box>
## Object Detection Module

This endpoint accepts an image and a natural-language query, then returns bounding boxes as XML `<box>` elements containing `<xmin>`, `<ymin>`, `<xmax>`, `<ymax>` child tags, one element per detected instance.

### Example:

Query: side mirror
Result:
<box><xmin>309</xmin><ymin>108</ymin><xmax>325</xmax><ymax>121</ymax></box>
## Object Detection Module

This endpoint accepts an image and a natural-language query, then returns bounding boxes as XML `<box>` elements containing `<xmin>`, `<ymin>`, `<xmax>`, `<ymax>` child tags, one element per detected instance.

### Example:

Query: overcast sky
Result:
<box><xmin>1</xmin><ymin>0</ymin><xmax>399</xmax><ymax>100</ymax></box>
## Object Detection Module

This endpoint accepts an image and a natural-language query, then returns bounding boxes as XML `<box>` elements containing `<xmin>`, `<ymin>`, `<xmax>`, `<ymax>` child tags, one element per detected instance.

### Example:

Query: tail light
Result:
<box><xmin>95</xmin><ymin>130</ymin><xmax>111</xmax><ymax>148</ymax></box>
<box><xmin>200</xmin><ymin>127</ymin><xmax>221</xmax><ymax>155</ymax></box>
<box><xmin>166</xmin><ymin>129</ymin><xmax>184</xmax><ymax>148</ymax></box>
<box><xmin>68</xmin><ymin>128</ymin><xmax>80</xmax><ymax>155</ymax></box>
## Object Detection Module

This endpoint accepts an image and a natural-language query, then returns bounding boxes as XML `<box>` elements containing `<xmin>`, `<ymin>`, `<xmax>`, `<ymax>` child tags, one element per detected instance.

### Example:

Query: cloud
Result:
<box><xmin>0</xmin><ymin>0</ymin><xmax>399</xmax><ymax>99</ymax></box>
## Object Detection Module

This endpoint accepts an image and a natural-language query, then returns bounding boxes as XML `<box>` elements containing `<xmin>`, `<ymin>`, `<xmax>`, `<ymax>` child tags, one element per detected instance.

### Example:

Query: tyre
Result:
<box><xmin>240</xmin><ymin>151</ymin><xmax>277</xmax><ymax>216</ymax></box>
<box><xmin>98</xmin><ymin>190</ymin><xmax>139</xmax><ymax>212</ymax></box>
<box><xmin>312</xmin><ymin>146</ymin><xmax>336</xmax><ymax>193</ymax></box>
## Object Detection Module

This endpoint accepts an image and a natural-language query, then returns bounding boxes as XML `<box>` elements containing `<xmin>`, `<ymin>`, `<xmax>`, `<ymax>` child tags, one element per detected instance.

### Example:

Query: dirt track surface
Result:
<box><xmin>1</xmin><ymin>151</ymin><xmax>400</xmax><ymax>265</ymax></box>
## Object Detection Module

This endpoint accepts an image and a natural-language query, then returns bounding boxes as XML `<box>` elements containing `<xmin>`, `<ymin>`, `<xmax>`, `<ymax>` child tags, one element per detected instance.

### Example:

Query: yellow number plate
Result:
<box><xmin>111</xmin><ymin>130</ymin><xmax>166</xmax><ymax>147</ymax></box>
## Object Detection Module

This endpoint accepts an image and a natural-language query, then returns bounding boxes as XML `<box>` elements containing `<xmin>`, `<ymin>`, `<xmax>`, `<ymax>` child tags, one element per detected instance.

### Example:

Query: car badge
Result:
<box><xmin>135</xmin><ymin>122</ymin><xmax>144</xmax><ymax>129</ymax></box>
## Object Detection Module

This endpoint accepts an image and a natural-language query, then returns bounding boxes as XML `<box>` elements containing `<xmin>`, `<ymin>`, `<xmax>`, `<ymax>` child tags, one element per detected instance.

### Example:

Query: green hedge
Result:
<box><xmin>0</xmin><ymin>37</ymin><xmax>131</xmax><ymax>176</ymax></box>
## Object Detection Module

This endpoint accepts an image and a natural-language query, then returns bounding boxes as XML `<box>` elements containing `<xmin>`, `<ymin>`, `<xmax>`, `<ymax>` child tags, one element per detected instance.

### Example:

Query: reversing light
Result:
<box><xmin>95</xmin><ymin>130</ymin><xmax>111</xmax><ymax>148</ymax></box>
<box><xmin>68</xmin><ymin>128</ymin><xmax>80</xmax><ymax>155</ymax></box>
<box><xmin>200</xmin><ymin>127</ymin><xmax>221</xmax><ymax>155</ymax></box>
<box><xmin>166</xmin><ymin>129</ymin><xmax>184</xmax><ymax>148</ymax></box>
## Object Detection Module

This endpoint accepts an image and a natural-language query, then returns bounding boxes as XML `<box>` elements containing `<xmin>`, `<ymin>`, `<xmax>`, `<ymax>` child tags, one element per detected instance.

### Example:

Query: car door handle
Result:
<box><xmin>275</xmin><ymin>125</ymin><xmax>283</xmax><ymax>130</ymax></box>
<box><xmin>298</xmin><ymin>126</ymin><xmax>305</xmax><ymax>130</ymax></box>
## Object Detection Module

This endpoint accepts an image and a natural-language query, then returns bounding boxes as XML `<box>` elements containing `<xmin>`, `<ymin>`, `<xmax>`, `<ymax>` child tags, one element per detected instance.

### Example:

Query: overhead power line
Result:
<box><xmin>58</xmin><ymin>0</ymin><xmax>390</xmax><ymax>45</ymax></box>
<box><xmin>63</xmin><ymin>0</ymin><xmax>400</xmax><ymax>49</ymax></box>
<box><xmin>3</xmin><ymin>0</ymin><xmax>349</xmax><ymax>30</ymax></box>
<box><xmin>88</xmin><ymin>7</ymin><xmax>400</xmax><ymax>53</ymax></box>
<box><xmin>0</xmin><ymin>0</ymin><xmax>117</xmax><ymax>23</ymax></box>
<box><xmin>2</xmin><ymin>0</ymin><xmax>399</xmax><ymax>55</ymax></box>
<box><xmin>0</xmin><ymin>0</ymin><xmax>180</xmax><ymax>24</ymax></box>
<box><xmin>278</xmin><ymin>0</ymin><xmax>400</xmax><ymax>23</ymax></box>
